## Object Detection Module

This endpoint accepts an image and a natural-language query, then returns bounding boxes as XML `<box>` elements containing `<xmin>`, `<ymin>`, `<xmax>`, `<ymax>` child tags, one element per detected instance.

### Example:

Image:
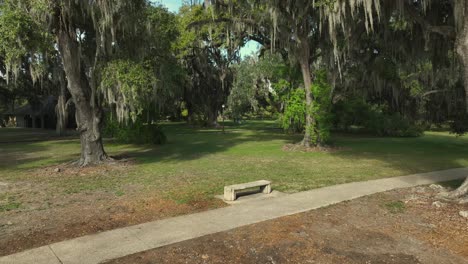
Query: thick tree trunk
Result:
<box><xmin>206</xmin><ymin>108</ymin><xmax>219</xmax><ymax>128</ymax></box>
<box><xmin>298</xmin><ymin>39</ymin><xmax>315</xmax><ymax>147</ymax></box>
<box><xmin>454</xmin><ymin>4</ymin><xmax>468</xmax><ymax>197</ymax></box>
<box><xmin>57</xmin><ymin>29</ymin><xmax>108</xmax><ymax>166</ymax></box>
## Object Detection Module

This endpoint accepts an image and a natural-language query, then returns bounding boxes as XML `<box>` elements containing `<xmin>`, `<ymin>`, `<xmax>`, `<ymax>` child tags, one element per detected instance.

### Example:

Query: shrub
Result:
<box><xmin>332</xmin><ymin>99</ymin><xmax>424</xmax><ymax>137</ymax></box>
<box><xmin>104</xmin><ymin>117</ymin><xmax>166</xmax><ymax>144</ymax></box>
<box><xmin>310</xmin><ymin>69</ymin><xmax>333</xmax><ymax>144</ymax></box>
<box><xmin>367</xmin><ymin>110</ymin><xmax>424</xmax><ymax>137</ymax></box>
<box><xmin>450</xmin><ymin>114</ymin><xmax>468</xmax><ymax>136</ymax></box>
<box><xmin>280</xmin><ymin>88</ymin><xmax>306</xmax><ymax>133</ymax></box>
<box><xmin>279</xmin><ymin>70</ymin><xmax>334</xmax><ymax>145</ymax></box>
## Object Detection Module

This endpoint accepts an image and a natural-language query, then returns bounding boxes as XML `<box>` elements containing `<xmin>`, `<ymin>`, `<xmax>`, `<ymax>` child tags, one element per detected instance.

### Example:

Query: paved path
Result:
<box><xmin>1</xmin><ymin>168</ymin><xmax>467</xmax><ymax>264</ymax></box>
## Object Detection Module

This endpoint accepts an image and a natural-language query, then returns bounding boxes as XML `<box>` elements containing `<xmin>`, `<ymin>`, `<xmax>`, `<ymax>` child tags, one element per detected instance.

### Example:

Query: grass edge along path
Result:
<box><xmin>0</xmin><ymin>167</ymin><xmax>466</xmax><ymax>264</ymax></box>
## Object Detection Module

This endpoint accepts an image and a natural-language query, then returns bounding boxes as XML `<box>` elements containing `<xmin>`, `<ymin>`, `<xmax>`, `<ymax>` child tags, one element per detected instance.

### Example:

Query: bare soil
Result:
<box><xmin>0</xmin><ymin>162</ymin><xmax>225</xmax><ymax>256</ymax></box>
<box><xmin>107</xmin><ymin>185</ymin><xmax>468</xmax><ymax>264</ymax></box>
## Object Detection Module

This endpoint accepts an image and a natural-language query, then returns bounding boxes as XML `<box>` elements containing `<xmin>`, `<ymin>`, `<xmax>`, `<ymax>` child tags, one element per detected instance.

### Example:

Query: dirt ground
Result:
<box><xmin>0</xmin><ymin>163</ymin><xmax>225</xmax><ymax>256</ymax></box>
<box><xmin>107</xmin><ymin>185</ymin><xmax>468</xmax><ymax>264</ymax></box>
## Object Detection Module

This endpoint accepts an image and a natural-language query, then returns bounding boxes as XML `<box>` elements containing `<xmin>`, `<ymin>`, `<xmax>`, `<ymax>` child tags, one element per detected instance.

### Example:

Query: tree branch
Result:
<box><xmin>404</xmin><ymin>2</ymin><xmax>456</xmax><ymax>39</ymax></box>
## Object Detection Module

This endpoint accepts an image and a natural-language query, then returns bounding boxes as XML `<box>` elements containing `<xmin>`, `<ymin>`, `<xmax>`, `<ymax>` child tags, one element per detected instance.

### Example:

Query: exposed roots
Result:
<box><xmin>436</xmin><ymin>180</ymin><xmax>468</xmax><ymax>204</ymax></box>
<box><xmin>74</xmin><ymin>154</ymin><xmax>115</xmax><ymax>167</ymax></box>
<box><xmin>436</xmin><ymin>193</ymin><xmax>468</xmax><ymax>204</ymax></box>
<box><xmin>283</xmin><ymin>143</ymin><xmax>342</xmax><ymax>153</ymax></box>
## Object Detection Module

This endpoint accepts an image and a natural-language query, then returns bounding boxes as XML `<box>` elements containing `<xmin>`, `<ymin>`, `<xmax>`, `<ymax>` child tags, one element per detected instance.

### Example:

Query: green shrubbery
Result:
<box><xmin>103</xmin><ymin>117</ymin><xmax>167</xmax><ymax>144</ymax></box>
<box><xmin>280</xmin><ymin>88</ymin><xmax>306</xmax><ymax>133</ymax></box>
<box><xmin>450</xmin><ymin>114</ymin><xmax>468</xmax><ymax>136</ymax></box>
<box><xmin>309</xmin><ymin>70</ymin><xmax>333</xmax><ymax>144</ymax></box>
<box><xmin>280</xmin><ymin>70</ymin><xmax>334</xmax><ymax>144</ymax></box>
<box><xmin>332</xmin><ymin>98</ymin><xmax>424</xmax><ymax>137</ymax></box>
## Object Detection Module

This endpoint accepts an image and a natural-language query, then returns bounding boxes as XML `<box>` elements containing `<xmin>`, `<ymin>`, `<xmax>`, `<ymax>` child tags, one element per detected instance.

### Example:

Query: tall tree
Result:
<box><xmin>0</xmin><ymin>0</ymin><xmax>151</xmax><ymax>166</ymax></box>
<box><xmin>449</xmin><ymin>0</ymin><xmax>468</xmax><ymax>198</ymax></box>
<box><xmin>175</xmin><ymin>3</ymin><xmax>238</xmax><ymax>126</ymax></box>
<box><xmin>212</xmin><ymin>0</ymin><xmax>380</xmax><ymax>146</ymax></box>
<box><xmin>388</xmin><ymin>0</ymin><xmax>468</xmax><ymax>199</ymax></box>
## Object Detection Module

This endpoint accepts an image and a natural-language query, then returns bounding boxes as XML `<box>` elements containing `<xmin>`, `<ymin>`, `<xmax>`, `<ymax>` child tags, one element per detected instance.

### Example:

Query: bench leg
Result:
<box><xmin>224</xmin><ymin>189</ymin><xmax>236</xmax><ymax>201</ymax></box>
<box><xmin>261</xmin><ymin>184</ymin><xmax>272</xmax><ymax>194</ymax></box>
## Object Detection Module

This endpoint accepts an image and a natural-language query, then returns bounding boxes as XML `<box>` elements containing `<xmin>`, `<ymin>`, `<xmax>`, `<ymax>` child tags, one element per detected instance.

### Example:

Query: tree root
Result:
<box><xmin>436</xmin><ymin>178</ymin><xmax>468</xmax><ymax>202</ymax></box>
<box><xmin>74</xmin><ymin>154</ymin><xmax>115</xmax><ymax>167</ymax></box>
<box><xmin>283</xmin><ymin>142</ymin><xmax>340</xmax><ymax>153</ymax></box>
<box><xmin>436</xmin><ymin>190</ymin><xmax>468</xmax><ymax>204</ymax></box>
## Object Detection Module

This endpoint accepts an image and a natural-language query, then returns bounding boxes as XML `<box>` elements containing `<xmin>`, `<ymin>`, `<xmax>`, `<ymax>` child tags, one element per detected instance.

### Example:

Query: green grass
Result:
<box><xmin>1</xmin><ymin>121</ymin><xmax>468</xmax><ymax>206</ymax></box>
<box><xmin>0</xmin><ymin>194</ymin><xmax>22</xmax><ymax>212</ymax></box>
<box><xmin>383</xmin><ymin>201</ymin><xmax>406</xmax><ymax>214</ymax></box>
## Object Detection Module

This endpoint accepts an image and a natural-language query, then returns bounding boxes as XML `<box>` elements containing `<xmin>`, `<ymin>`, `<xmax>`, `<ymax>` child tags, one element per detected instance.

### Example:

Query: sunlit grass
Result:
<box><xmin>1</xmin><ymin>122</ymin><xmax>467</xmax><ymax>205</ymax></box>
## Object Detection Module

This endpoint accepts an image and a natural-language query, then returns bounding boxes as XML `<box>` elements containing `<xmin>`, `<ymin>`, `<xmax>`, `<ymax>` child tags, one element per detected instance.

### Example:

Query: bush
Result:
<box><xmin>332</xmin><ymin>99</ymin><xmax>424</xmax><ymax>137</ymax></box>
<box><xmin>310</xmin><ymin>69</ymin><xmax>333</xmax><ymax>144</ymax></box>
<box><xmin>450</xmin><ymin>114</ymin><xmax>468</xmax><ymax>136</ymax></box>
<box><xmin>280</xmin><ymin>70</ymin><xmax>334</xmax><ymax>145</ymax></box>
<box><xmin>279</xmin><ymin>88</ymin><xmax>306</xmax><ymax>133</ymax></box>
<box><xmin>103</xmin><ymin>118</ymin><xmax>167</xmax><ymax>144</ymax></box>
<box><xmin>332</xmin><ymin>98</ymin><xmax>372</xmax><ymax>130</ymax></box>
<box><xmin>367</xmin><ymin>110</ymin><xmax>424</xmax><ymax>137</ymax></box>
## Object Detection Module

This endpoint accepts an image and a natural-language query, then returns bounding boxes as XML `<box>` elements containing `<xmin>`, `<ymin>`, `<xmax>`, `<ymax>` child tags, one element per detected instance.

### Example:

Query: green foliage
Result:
<box><xmin>0</xmin><ymin>195</ymin><xmax>21</xmax><ymax>212</ymax></box>
<box><xmin>332</xmin><ymin>98</ymin><xmax>372</xmax><ymax>130</ymax></box>
<box><xmin>228</xmin><ymin>58</ymin><xmax>259</xmax><ymax>119</ymax></box>
<box><xmin>367</xmin><ymin>110</ymin><xmax>424</xmax><ymax>137</ymax></box>
<box><xmin>280</xmin><ymin>69</ymin><xmax>333</xmax><ymax>145</ymax></box>
<box><xmin>332</xmin><ymin>99</ymin><xmax>424</xmax><ymax>137</ymax></box>
<box><xmin>0</xmin><ymin>0</ymin><xmax>52</xmax><ymax>82</ymax></box>
<box><xmin>100</xmin><ymin>60</ymin><xmax>158</xmax><ymax>123</ymax></box>
<box><xmin>181</xmin><ymin>109</ymin><xmax>189</xmax><ymax>118</ymax></box>
<box><xmin>103</xmin><ymin>117</ymin><xmax>166</xmax><ymax>145</ymax></box>
<box><xmin>228</xmin><ymin>53</ymin><xmax>299</xmax><ymax>120</ymax></box>
<box><xmin>280</xmin><ymin>88</ymin><xmax>306</xmax><ymax>133</ymax></box>
<box><xmin>309</xmin><ymin>69</ymin><xmax>333</xmax><ymax>144</ymax></box>
<box><xmin>174</xmin><ymin>4</ymin><xmax>237</xmax><ymax>126</ymax></box>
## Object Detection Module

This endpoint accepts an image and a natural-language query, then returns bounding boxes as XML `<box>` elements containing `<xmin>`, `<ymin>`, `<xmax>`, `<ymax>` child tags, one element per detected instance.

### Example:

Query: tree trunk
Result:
<box><xmin>454</xmin><ymin>3</ymin><xmax>468</xmax><ymax>197</ymax></box>
<box><xmin>457</xmin><ymin>8</ymin><xmax>468</xmax><ymax>114</ymax></box>
<box><xmin>57</xmin><ymin>29</ymin><xmax>108</xmax><ymax>166</ymax></box>
<box><xmin>206</xmin><ymin>108</ymin><xmax>218</xmax><ymax>128</ymax></box>
<box><xmin>56</xmin><ymin>72</ymin><xmax>68</xmax><ymax>136</ymax></box>
<box><xmin>298</xmin><ymin>39</ymin><xmax>314</xmax><ymax>147</ymax></box>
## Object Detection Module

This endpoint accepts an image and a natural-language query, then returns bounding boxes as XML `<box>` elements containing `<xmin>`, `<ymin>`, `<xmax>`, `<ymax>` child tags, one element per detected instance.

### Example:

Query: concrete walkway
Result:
<box><xmin>1</xmin><ymin>168</ymin><xmax>467</xmax><ymax>264</ymax></box>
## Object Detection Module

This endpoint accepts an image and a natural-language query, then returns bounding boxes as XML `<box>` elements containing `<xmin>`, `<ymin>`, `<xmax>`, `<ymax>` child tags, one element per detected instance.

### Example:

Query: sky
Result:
<box><xmin>152</xmin><ymin>0</ymin><xmax>181</xmax><ymax>13</ymax></box>
<box><xmin>152</xmin><ymin>0</ymin><xmax>260</xmax><ymax>58</ymax></box>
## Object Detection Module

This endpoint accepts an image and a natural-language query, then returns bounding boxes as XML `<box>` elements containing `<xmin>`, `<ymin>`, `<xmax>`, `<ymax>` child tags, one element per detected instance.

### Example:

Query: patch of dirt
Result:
<box><xmin>107</xmin><ymin>186</ymin><xmax>468</xmax><ymax>264</ymax></box>
<box><xmin>0</xmin><ymin>161</ymin><xmax>225</xmax><ymax>256</ymax></box>
<box><xmin>282</xmin><ymin>143</ymin><xmax>344</xmax><ymax>153</ymax></box>
<box><xmin>31</xmin><ymin>158</ymin><xmax>137</xmax><ymax>178</ymax></box>
<box><xmin>0</xmin><ymin>194</ymin><xmax>224</xmax><ymax>256</ymax></box>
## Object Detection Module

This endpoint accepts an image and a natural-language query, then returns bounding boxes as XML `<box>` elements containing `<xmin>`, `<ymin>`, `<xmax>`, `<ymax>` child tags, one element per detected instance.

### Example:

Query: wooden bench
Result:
<box><xmin>224</xmin><ymin>180</ymin><xmax>272</xmax><ymax>201</ymax></box>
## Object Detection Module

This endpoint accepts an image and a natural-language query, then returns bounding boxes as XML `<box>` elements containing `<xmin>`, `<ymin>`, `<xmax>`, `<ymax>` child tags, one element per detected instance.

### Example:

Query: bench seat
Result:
<box><xmin>224</xmin><ymin>180</ymin><xmax>271</xmax><ymax>201</ymax></box>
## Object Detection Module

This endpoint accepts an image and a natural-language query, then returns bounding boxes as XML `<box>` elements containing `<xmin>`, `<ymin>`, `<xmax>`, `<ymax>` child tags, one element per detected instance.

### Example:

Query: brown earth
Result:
<box><xmin>106</xmin><ymin>185</ymin><xmax>468</xmax><ymax>264</ymax></box>
<box><xmin>0</xmin><ymin>162</ymin><xmax>225</xmax><ymax>256</ymax></box>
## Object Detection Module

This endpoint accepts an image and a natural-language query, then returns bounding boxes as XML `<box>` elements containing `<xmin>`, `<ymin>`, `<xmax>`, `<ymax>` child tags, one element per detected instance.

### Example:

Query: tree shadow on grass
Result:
<box><xmin>328</xmin><ymin>132</ymin><xmax>468</xmax><ymax>182</ymax></box>
<box><xmin>132</xmin><ymin>128</ymin><xmax>298</xmax><ymax>164</ymax></box>
<box><xmin>0</xmin><ymin>123</ymin><xmax>296</xmax><ymax>170</ymax></box>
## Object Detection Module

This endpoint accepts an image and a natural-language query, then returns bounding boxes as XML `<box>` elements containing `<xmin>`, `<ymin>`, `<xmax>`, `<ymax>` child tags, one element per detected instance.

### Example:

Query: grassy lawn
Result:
<box><xmin>1</xmin><ymin>121</ymin><xmax>468</xmax><ymax>206</ymax></box>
